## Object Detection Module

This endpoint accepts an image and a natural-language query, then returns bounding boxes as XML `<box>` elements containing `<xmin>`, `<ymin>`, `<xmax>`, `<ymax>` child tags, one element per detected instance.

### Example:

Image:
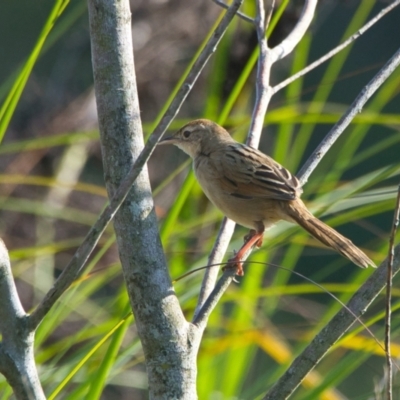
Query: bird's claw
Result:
<box><xmin>223</xmin><ymin>257</ymin><xmax>244</xmax><ymax>276</ymax></box>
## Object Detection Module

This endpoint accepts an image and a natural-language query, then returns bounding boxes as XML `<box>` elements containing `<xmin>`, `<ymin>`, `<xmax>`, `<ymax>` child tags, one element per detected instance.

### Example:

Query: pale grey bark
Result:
<box><xmin>0</xmin><ymin>239</ymin><xmax>45</xmax><ymax>400</ymax></box>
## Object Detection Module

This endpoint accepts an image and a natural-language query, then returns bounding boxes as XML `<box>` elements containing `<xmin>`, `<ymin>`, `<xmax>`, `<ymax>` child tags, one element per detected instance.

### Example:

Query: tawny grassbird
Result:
<box><xmin>160</xmin><ymin>119</ymin><xmax>375</xmax><ymax>275</ymax></box>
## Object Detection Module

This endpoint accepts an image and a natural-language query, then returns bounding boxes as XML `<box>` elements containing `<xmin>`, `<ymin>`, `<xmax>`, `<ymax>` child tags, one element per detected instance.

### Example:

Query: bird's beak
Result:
<box><xmin>158</xmin><ymin>134</ymin><xmax>177</xmax><ymax>145</ymax></box>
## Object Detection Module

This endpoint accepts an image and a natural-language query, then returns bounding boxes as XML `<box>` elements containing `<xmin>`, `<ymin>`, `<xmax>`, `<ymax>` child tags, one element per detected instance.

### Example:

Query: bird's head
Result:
<box><xmin>159</xmin><ymin>119</ymin><xmax>233</xmax><ymax>158</ymax></box>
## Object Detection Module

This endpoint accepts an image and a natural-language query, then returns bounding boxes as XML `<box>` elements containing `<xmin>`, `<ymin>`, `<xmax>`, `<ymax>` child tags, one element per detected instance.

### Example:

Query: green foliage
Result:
<box><xmin>0</xmin><ymin>1</ymin><xmax>399</xmax><ymax>399</ymax></box>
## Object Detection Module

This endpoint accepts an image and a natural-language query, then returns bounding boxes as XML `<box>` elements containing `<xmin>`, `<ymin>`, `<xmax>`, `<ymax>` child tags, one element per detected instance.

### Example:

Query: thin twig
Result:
<box><xmin>28</xmin><ymin>0</ymin><xmax>244</xmax><ymax>330</ymax></box>
<box><xmin>193</xmin><ymin>269</ymin><xmax>236</xmax><ymax>328</ymax></box>
<box><xmin>272</xmin><ymin>0</ymin><xmax>400</xmax><ymax>94</ymax></box>
<box><xmin>264</xmin><ymin>0</ymin><xmax>275</xmax><ymax>32</ymax></box>
<box><xmin>298</xmin><ymin>45</ymin><xmax>400</xmax><ymax>186</ymax></box>
<box><xmin>212</xmin><ymin>0</ymin><xmax>254</xmax><ymax>23</ymax></box>
<box><xmin>270</xmin><ymin>0</ymin><xmax>318</xmax><ymax>62</ymax></box>
<box><xmin>246</xmin><ymin>0</ymin><xmax>272</xmax><ymax>147</ymax></box>
<box><xmin>194</xmin><ymin>218</ymin><xmax>236</xmax><ymax>318</ymax></box>
<box><xmin>0</xmin><ymin>240</ymin><xmax>26</xmax><ymax>328</ymax></box>
<box><xmin>385</xmin><ymin>183</ymin><xmax>400</xmax><ymax>400</ymax></box>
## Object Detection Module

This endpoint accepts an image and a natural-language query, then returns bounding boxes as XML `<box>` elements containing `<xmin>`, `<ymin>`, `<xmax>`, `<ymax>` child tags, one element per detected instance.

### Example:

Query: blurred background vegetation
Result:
<box><xmin>1</xmin><ymin>0</ymin><xmax>400</xmax><ymax>398</ymax></box>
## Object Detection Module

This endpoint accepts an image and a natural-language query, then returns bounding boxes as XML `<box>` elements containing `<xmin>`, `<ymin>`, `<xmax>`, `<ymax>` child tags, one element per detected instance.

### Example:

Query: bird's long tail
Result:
<box><xmin>283</xmin><ymin>199</ymin><xmax>376</xmax><ymax>268</ymax></box>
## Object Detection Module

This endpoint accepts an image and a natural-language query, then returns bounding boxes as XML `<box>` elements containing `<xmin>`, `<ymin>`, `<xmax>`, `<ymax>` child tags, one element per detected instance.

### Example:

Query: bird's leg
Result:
<box><xmin>225</xmin><ymin>229</ymin><xmax>264</xmax><ymax>276</ymax></box>
<box><xmin>244</xmin><ymin>229</ymin><xmax>263</xmax><ymax>248</ymax></box>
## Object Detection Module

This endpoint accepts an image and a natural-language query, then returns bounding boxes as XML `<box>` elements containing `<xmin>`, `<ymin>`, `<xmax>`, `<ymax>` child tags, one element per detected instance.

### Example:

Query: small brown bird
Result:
<box><xmin>160</xmin><ymin>119</ymin><xmax>375</xmax><ymax>275</ymax></box>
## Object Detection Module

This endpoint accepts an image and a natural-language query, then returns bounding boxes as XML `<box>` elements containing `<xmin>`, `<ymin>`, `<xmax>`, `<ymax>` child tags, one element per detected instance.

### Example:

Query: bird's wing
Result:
<box><xmin>214</xmin><ymin>143</ymin><xmax>302</xmax><ymax>201</ymax></box>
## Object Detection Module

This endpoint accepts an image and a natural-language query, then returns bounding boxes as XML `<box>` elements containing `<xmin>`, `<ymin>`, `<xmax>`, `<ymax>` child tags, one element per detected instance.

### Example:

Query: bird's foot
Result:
<box><xmin>224</xmin><ymin>257</ymin><xmax>244</xmax><ymax>276</ymax></box>
<box><xmin>223</xmin><ymin>230</ymin><xmax>264</xmax><ymax>276</ymax></box>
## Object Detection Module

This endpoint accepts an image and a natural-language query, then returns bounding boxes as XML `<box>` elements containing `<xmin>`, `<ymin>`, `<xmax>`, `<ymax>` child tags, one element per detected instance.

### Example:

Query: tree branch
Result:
<box><xmin>272</xmin><ymin>0</ymin><xmax>400</xmax><ymax>94</ymax></box>
<box><xmin>384</xmin><ymin>183</ymin><xmax>400</xmax><ymax>398</ymax></box>
<box><xmin>212</xmin><ymin>0</ymin><xmax>254</xmax><ymax>23</ymax></box>
<box><xmin>298</xmin><ymin>45</ymin><xmax>400</xmax><ymax>185</ymax></box>
<box><xmin>193</xmin><ymin>269</ymin><xmax>235</xmax><ymax>328</ymax></box>
<box><xmin>0</xmin><ymin>239</ymin><xmax>45</xmax><ymax>399</ymax></box>
<box><xmin>246</xmin><ymin>0</ymin><xmax>273</xmax><ymax>147</ymax></box>
<box><xmin>194</xmin><ymin>218</ymin><xmax>236</xmax><ymax>318</ymax></box>
<box><xmin>270</xmin><ymin>0</ymin><xmax>318</xmax><ymax>62</ymax></box>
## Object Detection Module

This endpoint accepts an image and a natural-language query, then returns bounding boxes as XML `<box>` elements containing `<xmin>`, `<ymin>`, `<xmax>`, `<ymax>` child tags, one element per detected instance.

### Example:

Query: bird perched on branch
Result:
<box><xmin>160</xmin><ymin>119</ymin><xmax>375</xmax><ymax>275</ymax></box>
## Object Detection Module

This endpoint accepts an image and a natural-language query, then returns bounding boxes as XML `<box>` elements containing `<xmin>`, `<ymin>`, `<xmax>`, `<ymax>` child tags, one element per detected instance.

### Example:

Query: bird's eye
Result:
<box><xmin>182</xmin><ymin>130</ymin><xmax>191</xmax><ymax>139</ymax></box>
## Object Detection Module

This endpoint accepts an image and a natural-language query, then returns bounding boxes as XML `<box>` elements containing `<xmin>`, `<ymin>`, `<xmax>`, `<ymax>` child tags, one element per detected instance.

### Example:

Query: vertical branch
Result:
<box><xmin>194</xmin><ymin>218</ymin><xmax>236</xmax><ymax>317</ymax></box>
<box><xmin>385</xmin><ymin>184</ymin><xmax>400</xmax><ymax>400</ymax></box>
<box><xmin>247</xmin><ymin>0</ymin><xmax>273</xmax><ymax>147</ymax></box>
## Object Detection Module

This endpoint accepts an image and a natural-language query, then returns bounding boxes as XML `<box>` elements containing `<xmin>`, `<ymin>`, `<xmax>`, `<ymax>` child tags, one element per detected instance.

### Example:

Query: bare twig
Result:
<box><xmin>385</xmin><ymin>184</ymin><xmax>400</xmax><ymax>400</ymax></box>
<box><xmin>28</xmin><ymin>0</ymin><xmax>244</xmax><ymax>330</ymax></box>
<box><xmin>0</xmin><ymin>240</ymin><xmax>25</xmax><ymax>330</ymax></box>
<box><xmin>247</xmin><ymin>0</ymin><xmax>272</xmax><ymax>147</ymax></box>
<box><xmin>194</xmin><ymin>218</ymin><xmax>236</xmax><ymax>318</ymax></box>
<box><xmin>270</xmin><ymin>0</ymin><xmax>318</xmax><ymax>62</ymax></box>
<box><xmin>298</xmin><ymin>46</ymin><xmax>400</xmax><ymax>185</ymax></box>
<box><xmin>212</xmin><ymin>0</ymin><xmax>254</xmax><ymax>23</ymax></box>
<box><xmin>193</xmin><ymin>269</ymin><xmax>236</xmax><ymax>328</ymax></box>
<box><xmin>273</xmin><ymin>0</ymin><xmax>400</xmax><ymax>94</ymax></box>
<box><xmin>194</xmin><ymin>0</ymin><xmax>273</xmax><ymax>324</ymax></box>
